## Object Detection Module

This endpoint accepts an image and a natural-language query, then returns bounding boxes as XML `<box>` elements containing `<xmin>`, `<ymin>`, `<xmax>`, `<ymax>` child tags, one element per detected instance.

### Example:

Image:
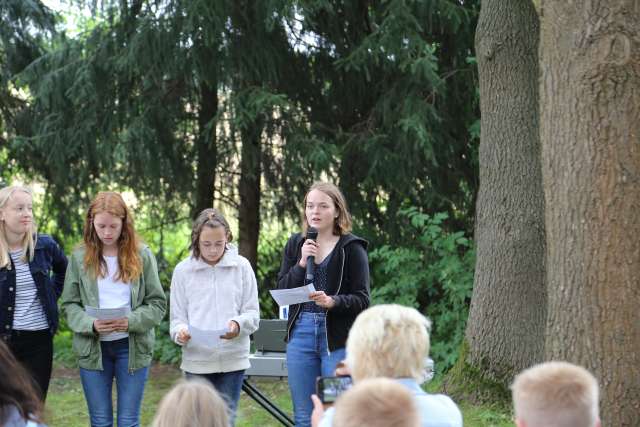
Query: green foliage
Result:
<box><xmin>53</xmin><ymin>329</ymin><xmax>77</xmax><ymax>368</ymax></box>
<box><xmin>154</xmin><ymin>318</ymin><xmax>182</xmax><ymax>365</ymax></box>
<box><xmin>370</xmin><ymin>207</ymin><xmax>475</xmax><ymax>373</ymax></box>
<box><xmin>255</xmin><ymin>225</ymin><xmax>291</xmax><ymax>319</ymax></box>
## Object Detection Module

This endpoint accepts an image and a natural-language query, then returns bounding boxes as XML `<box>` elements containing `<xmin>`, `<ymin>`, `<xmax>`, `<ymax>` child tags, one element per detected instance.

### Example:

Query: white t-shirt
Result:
<box><xmin>97</xmin><ymin>256</ymin><xmax>131</xmax><ymax>341</ymax></box>
<box><xmin>10</xmin><ymin>250</ymin><xmax>49</xmax><ymax>331</ymax></box>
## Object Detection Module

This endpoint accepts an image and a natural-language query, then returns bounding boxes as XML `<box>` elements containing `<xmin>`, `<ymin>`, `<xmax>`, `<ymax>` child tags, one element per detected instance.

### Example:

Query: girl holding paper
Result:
<box><xmin>61</xmin><ymin>191</ymin><xmax>166</xmax><ymax>427</ymax></box>
<box><xmin>276</xmin><ymin>181</ymin><xmax>370</xmax><ymax>427</ymax></box>
<box><xmin>169</xmin><ymin>208</ymin><xmax>259</xmax><ymax>425</ymax></box>
<box><xmin>0</xmin><ymin>185</ymin><xmax>67</xmax><ymax>401</ymax></box>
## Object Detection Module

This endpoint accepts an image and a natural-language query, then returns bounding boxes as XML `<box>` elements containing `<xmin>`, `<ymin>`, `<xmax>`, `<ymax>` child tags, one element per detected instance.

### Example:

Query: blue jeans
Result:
<box><xmin>185</xmin><ymin>369</ymin><xmax>244</xmax><ymax>426</ymax></box>
<box><xmin>286</xmin><ymin>312</ymin><xmax>346</xmax><ymax>427</ymax></box>
<box><xmin>79</xmin><ymin>338</ymin><xmax>149</xmax><ymax>427</ymax></box>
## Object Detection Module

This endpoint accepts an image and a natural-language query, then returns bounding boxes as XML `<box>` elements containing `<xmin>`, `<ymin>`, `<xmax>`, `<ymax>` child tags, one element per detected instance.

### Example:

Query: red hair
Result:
<box><xmin>83</xmin><ymin>192</ymin><xmax>142</xmax><ymax>283</ymax></box>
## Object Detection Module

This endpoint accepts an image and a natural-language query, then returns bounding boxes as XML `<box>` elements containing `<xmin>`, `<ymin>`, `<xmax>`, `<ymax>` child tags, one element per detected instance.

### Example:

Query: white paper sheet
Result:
<box><xmin>269</xmin><ymin>283</ymin><xmax>316</xmax><ymax>306</ymax></box>
<box><xmin>85</xmin><ymin>305</ymin><xmax>131</xmax><ymax>319</ymax></box>
<box><xmin>189</xmin><ymin>325</ymin><xmax>228</xmax><ymax>349</ymax></box>
<box><xmin>85</xmin><ymin>305</ymin><xmax>131</xmax><ymax>341</ymax></box>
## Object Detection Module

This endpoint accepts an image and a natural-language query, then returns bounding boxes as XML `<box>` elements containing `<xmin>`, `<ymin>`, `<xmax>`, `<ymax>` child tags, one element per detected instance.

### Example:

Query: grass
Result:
<box><xmin>44</xmin><ymin>364</ymin><xmax>512</xmax><ymax>427</ymax></box>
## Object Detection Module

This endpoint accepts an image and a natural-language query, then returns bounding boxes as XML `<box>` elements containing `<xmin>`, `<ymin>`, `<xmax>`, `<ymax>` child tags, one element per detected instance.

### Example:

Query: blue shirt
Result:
<box><xmin>2</xmin><ymin>405</ymin><xmax>47</xmax><ymax>427</ymax></box>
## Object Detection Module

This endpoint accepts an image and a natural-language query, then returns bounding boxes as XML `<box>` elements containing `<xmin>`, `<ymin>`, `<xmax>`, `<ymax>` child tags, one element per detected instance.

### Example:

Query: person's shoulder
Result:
<box><xmin>1</xmin><ymin>405</ymin><xmax>47</xmax><ymax>427</ymax></box>
<box><xmin>70</xmin><ymin>244</ymin><xmax>86</xmax><ymax>260</ymax></box>
<box><xmin>173</xmin><ymin>256</ymin><xmax>194</xmax><ymax>273</ymax></box>
<box><xmin>35</xmin><ymin>233</ymin><xmax>54</xmax><ymax>245</ymax></box>
<box><xmin>282</xmin><ymin>232</ymin><xmax>304</xmax><ymax>253</ymax></box>
<box><xmin>138</xmin><ymin>244</ymin><xmax>156</xmax><ymax>263</ymax></box>
<box><xmin>288</xmin><ymin>232</ymin><xmax>304</xmax><ymax>245</ymax></box>
<box><xmin>339</xmin><ymin>233</ymin><xmax>368</xmax><ymax>251</ymax></box>
<box><xmin>235</xmin><ymin>254</ymin><xmax>253</xmax><ymax>270</ymax></box>
<box><xmin>35</xmin><ymin>234</ymin><xmax>62</xmax><ymax>251</ymax></box>
<box><xmin>219</xmin><ymin>245</ymin><xmax>253</xmax><ymax>272</ymax></box>
<box><xmin>417</xmin><ymin>392</ymin><xmax>462</xmax><ymax>420</ymax></box>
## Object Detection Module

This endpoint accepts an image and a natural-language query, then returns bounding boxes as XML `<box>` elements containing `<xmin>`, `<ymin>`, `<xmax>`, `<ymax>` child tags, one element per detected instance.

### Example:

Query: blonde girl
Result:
<box><xmin>0</xmin><ymin>185</ymin><xmax>67</xmax><ymax>400</ymax></box>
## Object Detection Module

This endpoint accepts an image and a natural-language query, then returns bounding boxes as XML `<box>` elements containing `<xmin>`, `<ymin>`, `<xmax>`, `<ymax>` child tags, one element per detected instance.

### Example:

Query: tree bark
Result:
<box><xmin>540</xmin><ymin>2</ymin><xmax>640</xmax><ymax>425</ymax></box>
<box><xmin>238</xmin><ymin>122</ymin><xmax>262</xmax><ymax>271</ymax></box>
<box><xmin>465</xmin><ymin>0</ymin><xmax>546</xmax><ymax>385</ymax></box>
<box><xmin>193</xmin><ymin>82</ymin><xmax>218</xmax><ymax>217</ymax></box>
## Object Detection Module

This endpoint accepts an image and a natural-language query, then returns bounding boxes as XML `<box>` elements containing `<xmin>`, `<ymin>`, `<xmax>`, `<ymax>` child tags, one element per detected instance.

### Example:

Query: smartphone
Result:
<box><xmin>316</xmin><ymin>375</ymin><xmax>353</xmax><ymax>404</ymax></box>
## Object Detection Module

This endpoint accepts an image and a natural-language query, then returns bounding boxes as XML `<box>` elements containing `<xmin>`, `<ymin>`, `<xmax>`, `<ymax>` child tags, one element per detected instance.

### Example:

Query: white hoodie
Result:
<box><xmin>169</xmin><ymin>244</ymin><xmax>260</xmax><ymax>374</ymax></box>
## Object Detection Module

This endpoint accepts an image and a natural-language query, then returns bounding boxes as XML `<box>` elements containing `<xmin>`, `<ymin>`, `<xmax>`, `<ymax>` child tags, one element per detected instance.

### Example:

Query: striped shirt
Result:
<box><xmin>10</xmin><ymin>250</ymin><xmax>49</xmax><ymax>331</ymax></box>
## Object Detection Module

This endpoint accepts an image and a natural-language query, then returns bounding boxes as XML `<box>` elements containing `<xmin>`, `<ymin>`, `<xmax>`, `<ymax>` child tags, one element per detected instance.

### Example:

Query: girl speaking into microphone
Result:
<box><xmin>276</xmin><ymin>181</ymin><xmax>370</xmax><ymax>427</ymax></box>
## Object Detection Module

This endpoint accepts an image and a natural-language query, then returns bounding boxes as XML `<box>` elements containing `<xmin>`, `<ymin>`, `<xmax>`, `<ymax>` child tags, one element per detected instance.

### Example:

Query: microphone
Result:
<box><xmin>305</xmin><ymin>227</ymin><xmax>318</xmax><ymax>284</ymax></box>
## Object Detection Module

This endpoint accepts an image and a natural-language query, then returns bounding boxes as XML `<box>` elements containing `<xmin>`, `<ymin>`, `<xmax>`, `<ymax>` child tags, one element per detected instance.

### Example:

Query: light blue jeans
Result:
<box><xmin>286</xmin><ymin>312</ymin><xmax>346</xmax><ymax>427</ymax></box>
<box><xmin>79</xmin><ymin>338</ymin><xmax>149</xmax><ymax>427</ymax></box>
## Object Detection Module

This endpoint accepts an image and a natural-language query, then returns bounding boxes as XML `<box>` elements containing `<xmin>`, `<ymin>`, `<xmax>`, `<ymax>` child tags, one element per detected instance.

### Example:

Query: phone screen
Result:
<box><xmin>316</xmin><ymin>376</ymin><xmax>353</xmax><ymax>404</ymax></box>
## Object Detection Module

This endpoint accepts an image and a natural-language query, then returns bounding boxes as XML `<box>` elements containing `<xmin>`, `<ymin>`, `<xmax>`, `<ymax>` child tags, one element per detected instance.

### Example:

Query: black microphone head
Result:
<box><xmin>306</xmin><ymin>226</ymin><xmax>318</xmax><ymax>241</ymax></box>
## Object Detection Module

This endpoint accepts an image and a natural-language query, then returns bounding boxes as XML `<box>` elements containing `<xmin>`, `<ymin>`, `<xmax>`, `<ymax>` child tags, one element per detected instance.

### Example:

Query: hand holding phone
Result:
<box><xmin>315</xmin><ymin>375</ymin><xmax>353</xmax><ymax>404</ymax></box>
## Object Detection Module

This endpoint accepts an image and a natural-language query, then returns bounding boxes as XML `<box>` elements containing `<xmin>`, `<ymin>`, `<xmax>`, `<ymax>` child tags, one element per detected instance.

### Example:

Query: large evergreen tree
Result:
<box><xmin>285</xmin><ymin>0</ymin><xmax>480</xmax><ymax>243</ymax></box>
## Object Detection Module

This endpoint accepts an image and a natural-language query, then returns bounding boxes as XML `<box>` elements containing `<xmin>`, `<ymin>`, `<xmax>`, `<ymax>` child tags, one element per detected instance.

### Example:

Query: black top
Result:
<box><xmin>276</xmin><ymin>232</ymin><xmax>370</xmax><ymax>351</ymax></box>
<box><xmin>301</xmin><ymin>249</ymin><xmax>334</xmax><ymax>313</ymax></box>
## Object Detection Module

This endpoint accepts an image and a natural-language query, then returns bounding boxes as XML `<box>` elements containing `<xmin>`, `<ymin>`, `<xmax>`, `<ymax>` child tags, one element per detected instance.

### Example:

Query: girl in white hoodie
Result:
<box><xmin>169</xmin><ymin>209</ymin><xmax>259</xmax><ymax>425</ymax></box>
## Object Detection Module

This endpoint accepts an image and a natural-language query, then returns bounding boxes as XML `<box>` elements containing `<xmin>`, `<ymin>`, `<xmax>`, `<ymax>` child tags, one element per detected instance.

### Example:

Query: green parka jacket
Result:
<box><xmin>60</xmin><ymin>245</ymin><xmax>166</xmax><ymax>371</ymax></box>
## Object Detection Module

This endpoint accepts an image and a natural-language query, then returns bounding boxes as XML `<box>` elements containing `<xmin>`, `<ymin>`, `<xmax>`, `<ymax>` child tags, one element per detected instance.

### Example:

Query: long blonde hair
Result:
<box><xmin>151</xmin><ymin>379</ymin><xmax>230</xmax><ymax>427</ymax></box>
<box><xmin>0</xmin><ymin>186</ymin><xmax>37</xmax><ymax>269</ymax></box>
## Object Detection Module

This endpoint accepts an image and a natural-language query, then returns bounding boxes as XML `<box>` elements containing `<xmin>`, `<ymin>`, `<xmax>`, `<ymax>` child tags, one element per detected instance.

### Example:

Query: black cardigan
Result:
<box><xmin>276</xmin><ymin>232</ymin><xmax>370</xmax><ymax>351</ymax></box>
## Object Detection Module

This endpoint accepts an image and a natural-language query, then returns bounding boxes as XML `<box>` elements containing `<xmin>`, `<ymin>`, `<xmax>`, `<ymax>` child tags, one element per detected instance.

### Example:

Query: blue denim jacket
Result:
<box><xmin>0</xmin><ymin>234</ymin><xmax>68</xmax><ymax>337</ymax></box>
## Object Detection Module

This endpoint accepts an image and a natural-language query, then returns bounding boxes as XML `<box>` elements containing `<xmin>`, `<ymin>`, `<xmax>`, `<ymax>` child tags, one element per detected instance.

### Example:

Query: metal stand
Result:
<box><xmin>242</xmin><ymin>378</ymin><xmax>294</xmax><ymax>427</ymax></box>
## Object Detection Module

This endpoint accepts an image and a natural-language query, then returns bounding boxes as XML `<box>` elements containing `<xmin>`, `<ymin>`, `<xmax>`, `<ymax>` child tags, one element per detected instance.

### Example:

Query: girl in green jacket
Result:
<box><xmin>61</xmin><ymin>192</ymin><xmax>166</xmax><ymax>427</ymax></box>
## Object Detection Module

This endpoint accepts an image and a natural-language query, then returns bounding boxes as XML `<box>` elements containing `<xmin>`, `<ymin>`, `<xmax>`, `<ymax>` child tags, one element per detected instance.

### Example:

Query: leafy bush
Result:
<box><xmin>255</xmin><ymin>227</ymin><xmax>291</xmax><ymax>319</ymax></box>
<box><xmin>53</xmin><ymin>329</ymin><xmax>77</xmax><ymax>368</ymax></box>
<box><xmin>369</xmin><ymin>208</ymin><xmax>474</xmax><ymax>373</ymax></box>
<box><xmin>154</xmin><ymin>316</ymin><xmax>182</xmax><ymax>365</ymax></box>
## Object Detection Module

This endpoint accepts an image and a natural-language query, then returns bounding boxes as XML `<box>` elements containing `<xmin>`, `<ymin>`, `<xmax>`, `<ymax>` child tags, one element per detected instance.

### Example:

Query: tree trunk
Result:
<box><xmin>193</xmin><ymin>82</ymin><xmax>218</xmax><ymax>217</ymax></box>
<box><xmin>540</xmin><ymin>2</ymin><xmax>640</xmax><ymax>425</ymax></box>
<box><xmin>237</xmin><ymin>122</ymin><xmax>262</xmax><ymax>271</ymax></box>
<box><xmin>464</xmin><ymin>0</ymin><xmax>546</xmax><ymax>386</ymax></box>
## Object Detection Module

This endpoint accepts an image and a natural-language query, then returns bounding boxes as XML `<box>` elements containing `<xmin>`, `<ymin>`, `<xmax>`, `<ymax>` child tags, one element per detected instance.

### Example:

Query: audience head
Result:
<box><xmin>333</xmin><ymin>377</ymin><xmax>420</xmax><ymax>427</ymax></box>
<box><xmin>511</xmin><ymin>361</ymin><xmax>600</xmax><ymax>427</ymax></box>
<box><xmin>0</xmin><ymin>340</ymin><xmax>43</xmax><ymax>424</ymax></box>
<box><xmin>346</xmin><ymin>304</ymin><xmax>431</xmax><ymax>382</ymax></box>
<box><xmin>152</xmin><ymin>378</ymin><xmax>230</xmax><ymax>427</ymax></box>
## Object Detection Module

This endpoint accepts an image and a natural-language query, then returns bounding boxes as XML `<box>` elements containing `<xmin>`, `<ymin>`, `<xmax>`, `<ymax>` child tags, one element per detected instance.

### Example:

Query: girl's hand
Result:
<box><xmin>177</xmin><ymin>329</ymin><xmax>191</xmax><ymax>344</ymax></box>
<box><xmin>298</xmin><ymin>239</ymin><xmax>318</xmax><ymax>269</ymax></box>
<box><xmin>111</xmin><ymin>317</ymin><xmax>128</xmax><ymax>332</ymax></box>
<box><xmin>93</xmin><ymin>319</ymin><xmax>115</xmax><ymax>334</ymax></box>
<box><xmin>220</xmin><ymin>320</ymin><xmax>240</xmax><ymax>340</ymax></box>
<box><xmin>310</xmin><ymin>291</ymin><xmax>335</xmax><ymax>309</ymax></box>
